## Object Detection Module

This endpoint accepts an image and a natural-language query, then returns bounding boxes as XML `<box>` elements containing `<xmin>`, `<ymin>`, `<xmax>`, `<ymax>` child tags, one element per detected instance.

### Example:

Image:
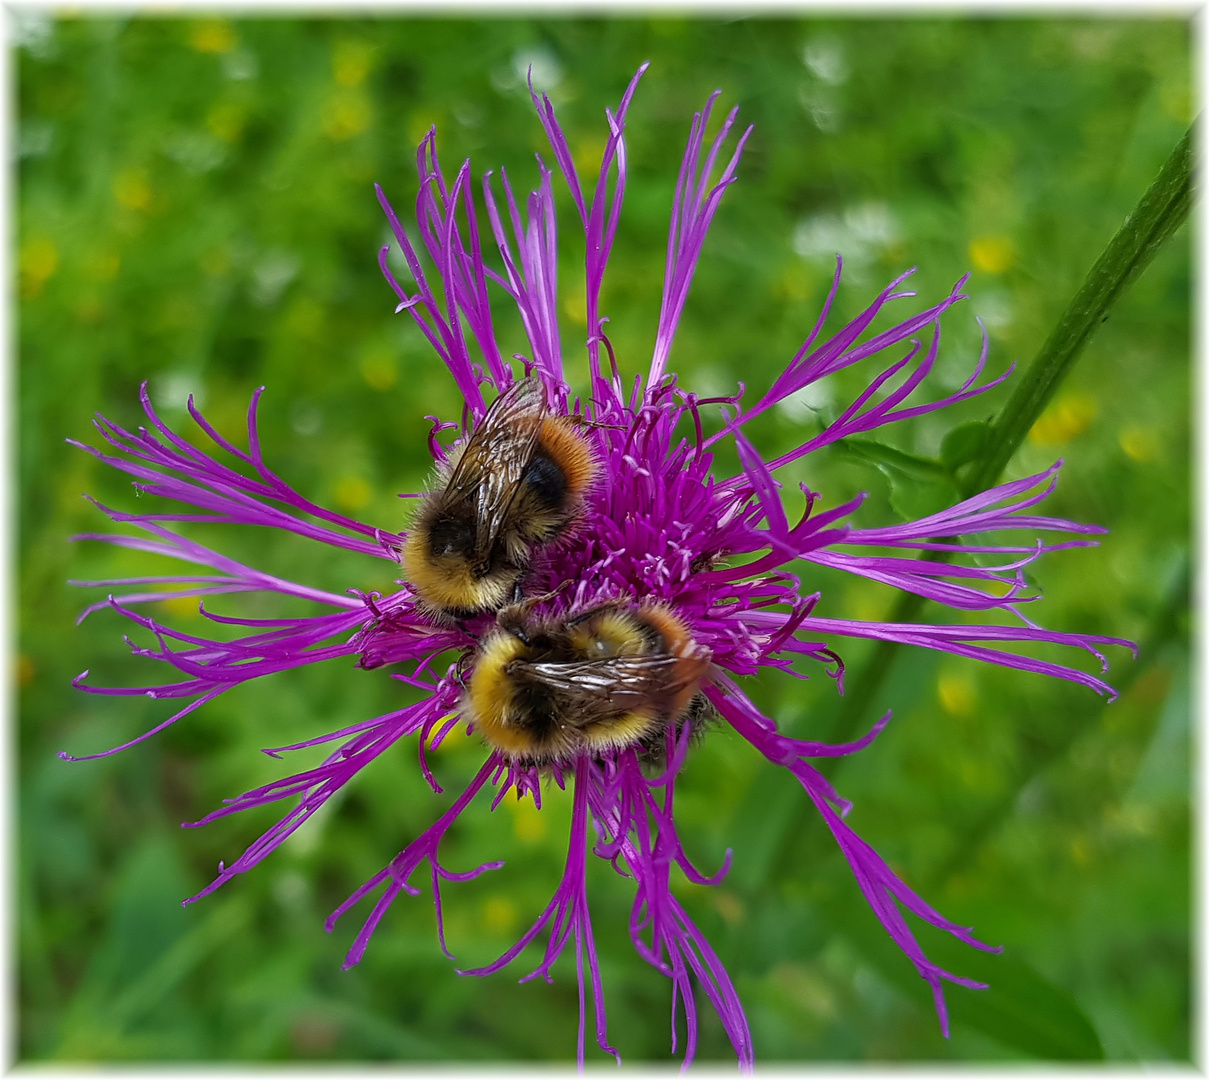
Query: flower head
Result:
<box><xmin>69</xmin><ymin>66</ymin><xmax>1129</xmax><ymax>1067</ymax></box>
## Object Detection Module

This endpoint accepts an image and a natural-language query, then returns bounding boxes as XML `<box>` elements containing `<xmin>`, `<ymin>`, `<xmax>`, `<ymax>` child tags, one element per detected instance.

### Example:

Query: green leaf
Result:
<box><xmin>816</xmin><ymin>876</ymin><xmax>1104</xmax><ymax>1059</ymax></box>
<box><xmin>924</xmin><ymin>928</ymin><xmax>1105</xmax><ymax>1060</ymax></box>
<box><xmin>836</xmin><ymin>437</ymin><xmax>951</xmax><ymax>484</ymax></box>
<box><xmin>940</xmin><ymin>420</ymin><xmax>990</xmax><ymax>472</ymax></box>
<box><xmin>888</xmin><ymin>476</ymin><xmax>955</xmax><ymax>524</ymax></box>
<box><xmin>833</xmin><ymin>438</ymin><xmax>955</xmax><ymax>523</ymax></box>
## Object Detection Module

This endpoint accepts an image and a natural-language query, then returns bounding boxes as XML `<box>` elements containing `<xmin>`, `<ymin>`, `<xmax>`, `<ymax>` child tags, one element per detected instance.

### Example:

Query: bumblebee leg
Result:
<box><xmin>455</xmin><ymin>648</ymin><xmax>474</xmax><ymax>682</ymax></box>
<box><xmin>506</xmin><ymin>579</ymin><xmax>572</xmax><ymax>614</ymax></box>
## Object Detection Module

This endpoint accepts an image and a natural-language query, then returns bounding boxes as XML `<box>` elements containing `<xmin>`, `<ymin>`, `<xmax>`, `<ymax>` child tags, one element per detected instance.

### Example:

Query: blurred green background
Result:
<box><xmin>18</xmin><ymin>14</ymin><xmax>1190</xmax><ymax>1064</ymax></box>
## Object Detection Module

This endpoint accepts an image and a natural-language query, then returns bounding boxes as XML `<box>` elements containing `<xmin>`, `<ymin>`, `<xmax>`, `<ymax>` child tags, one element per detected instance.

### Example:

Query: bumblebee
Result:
<box><xmin>403</xmin><ymin>378</ymin><xmax>596</xmax><ymax>619</ymax></box>
<box><xmin>462</xmin><ymin>599</ymin><xmax>712</xmax><ymax>766</ymax></box>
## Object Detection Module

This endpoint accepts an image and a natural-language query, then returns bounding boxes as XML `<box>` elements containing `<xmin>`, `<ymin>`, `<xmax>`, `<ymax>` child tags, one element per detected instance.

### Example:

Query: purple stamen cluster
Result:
<box><xmin>69</xmin><ymin>65</ymin><xmax>1129</xmax><ymax>1067</ymax></box>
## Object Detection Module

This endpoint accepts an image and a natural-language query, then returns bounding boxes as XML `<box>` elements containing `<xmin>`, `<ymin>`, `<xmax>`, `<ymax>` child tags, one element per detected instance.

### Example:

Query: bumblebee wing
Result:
<box><xmin>443</xmin><ymin>379</ymin><xmax>545</xmax><ymax>499</ymax></box>
<box><xmin>517</xmin><ymin>653</ymin><xmax>710</xmax><ymax>726</ymax></box>
<box><xmin>444</xmin><ymin>378</ymin><xmax>547</xmax><ymax>555</ymax></box>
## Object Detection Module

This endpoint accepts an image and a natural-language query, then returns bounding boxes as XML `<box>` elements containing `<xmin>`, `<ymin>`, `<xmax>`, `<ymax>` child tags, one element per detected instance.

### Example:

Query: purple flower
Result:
<box><xmin>69</xmin><ymin>65</ymin><xmax>1130</xmax><ymax>1067</ymax></box>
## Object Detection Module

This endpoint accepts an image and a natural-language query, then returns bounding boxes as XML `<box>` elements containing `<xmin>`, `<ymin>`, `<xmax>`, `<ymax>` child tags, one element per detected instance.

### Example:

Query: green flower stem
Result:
<box><xmin>958</xmin><ymin>123</ymin><xmax>1194</xmax><ymax>499</ymax></box>
<box><xmin>819</xmin><ymin>121</ymin><xmax>1194</xmax><ymax>752</ymax></box>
